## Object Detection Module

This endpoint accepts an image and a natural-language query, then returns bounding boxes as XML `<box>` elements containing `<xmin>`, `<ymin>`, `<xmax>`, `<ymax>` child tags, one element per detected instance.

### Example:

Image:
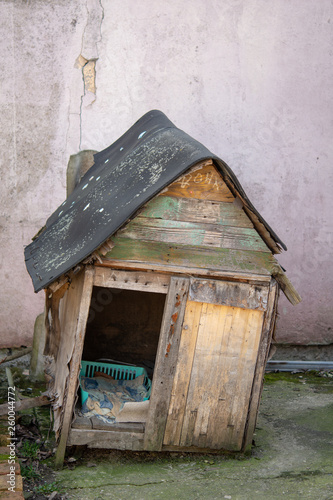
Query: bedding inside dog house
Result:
<box><xmin>24</xmin><ymin>110</ymin><xmax>301</xmax><ymax>465</ymax></box>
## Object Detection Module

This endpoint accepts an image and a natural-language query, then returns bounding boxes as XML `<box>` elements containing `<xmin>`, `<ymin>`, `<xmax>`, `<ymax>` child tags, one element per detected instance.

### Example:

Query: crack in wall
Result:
<box><xmin>76</xmin><ymin>0</ymin><xmax>104</xmax><ymax>150</ymax></box>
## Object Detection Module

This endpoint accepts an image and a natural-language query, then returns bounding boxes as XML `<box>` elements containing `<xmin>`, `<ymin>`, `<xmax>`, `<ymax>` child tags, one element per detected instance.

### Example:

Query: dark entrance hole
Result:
<box><xmin>82</xmin><ymin>286</ymin><xmax>166</xmax><ymax>378</ymax></box>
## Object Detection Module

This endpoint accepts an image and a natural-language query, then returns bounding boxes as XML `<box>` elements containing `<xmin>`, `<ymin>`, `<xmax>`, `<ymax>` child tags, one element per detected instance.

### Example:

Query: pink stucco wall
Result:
<box><xmin>1</xmin><ymin>0</ymin><xmax>332</xmax><ymax>346</ymax></box>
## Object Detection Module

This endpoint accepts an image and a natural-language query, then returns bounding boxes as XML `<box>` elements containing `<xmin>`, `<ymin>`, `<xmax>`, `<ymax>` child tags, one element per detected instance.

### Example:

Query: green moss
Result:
<box><xmin>10</xmin><ymin>367</ymin><xmax>46</xmax><ymax>396</ymax></box>
<box><xmin>264</xmin><ymin>371</ymin><xmax>333</xmax><ymax>391</ymax></box>
<box><xmin>264</xmin><ymin>372</ymin><xmax>302</xmax><ymax>384</ymax></box>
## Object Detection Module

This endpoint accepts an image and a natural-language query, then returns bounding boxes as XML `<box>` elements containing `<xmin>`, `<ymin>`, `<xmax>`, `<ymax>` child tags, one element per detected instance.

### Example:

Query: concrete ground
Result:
<box><xmin>55</xmin><ymin>372</ymin><xmax>333</xmax><ymax>500</ymax></box>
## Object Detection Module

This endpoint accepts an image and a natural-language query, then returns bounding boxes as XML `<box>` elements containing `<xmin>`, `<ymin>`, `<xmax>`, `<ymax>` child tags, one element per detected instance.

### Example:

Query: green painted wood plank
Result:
<box><xmin>118</xmin><ymin>217</ymin><xmax>269</xmax><ymax>252</ymax></box>
<box><xmin>105</xmin><ymin>237</ymin><xmax>275</xmax><ymax>276</ymax></box>
<box><xmin>139</xmin><ymin>196</ymin><xmax>253</xmax><ymax>228</ymax></box>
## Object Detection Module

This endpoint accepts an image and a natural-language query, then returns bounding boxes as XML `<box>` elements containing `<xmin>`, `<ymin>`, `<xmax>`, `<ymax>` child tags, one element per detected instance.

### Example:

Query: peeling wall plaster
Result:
<box><xmin>77</xmin><ymin>0</ymin><xmax>104</xmax><ymax>147</ymax></box>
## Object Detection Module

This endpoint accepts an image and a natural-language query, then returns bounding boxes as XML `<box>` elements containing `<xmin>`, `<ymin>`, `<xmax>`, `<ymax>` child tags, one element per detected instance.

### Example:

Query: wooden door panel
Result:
<box><xmin>163</xmin><ymin>280</ymin><xmax>266</xmax><ymax>451</ymax></box>
<box><xmin>163</xmin><ymin>300</ymin><xmax>202</xmax><ymax>446</ymax></box>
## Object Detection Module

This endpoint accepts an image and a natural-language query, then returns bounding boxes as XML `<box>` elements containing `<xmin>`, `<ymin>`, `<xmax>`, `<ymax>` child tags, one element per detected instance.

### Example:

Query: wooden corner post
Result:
<box><xmin>144</xmin><ymin>276</ymin><xmax>190</xmax><ymax>451</ymax></box>
<box><xmin>55</xmin><ymin>267</ymin><xmax>94</xmax><ymax>468</ymax></box>
<box><xmin>242</xmin><ymin>278</ymin><xmax>279</xmax><ymax>451</ymax></box>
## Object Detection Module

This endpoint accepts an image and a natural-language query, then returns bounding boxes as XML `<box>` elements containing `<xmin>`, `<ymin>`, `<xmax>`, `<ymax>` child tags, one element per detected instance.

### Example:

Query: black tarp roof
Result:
<box><xmin>25</xmin><ymin>110</ymin><xmax>286</xmax><ymax>293</ymax></box>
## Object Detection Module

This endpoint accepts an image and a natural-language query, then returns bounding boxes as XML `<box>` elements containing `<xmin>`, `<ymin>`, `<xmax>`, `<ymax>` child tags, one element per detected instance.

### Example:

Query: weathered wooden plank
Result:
<box><xmin>161</xmin><ymin>445</ymin><xmax>225</xmax><ymax>453</ymax></box>
<box><xmin>179</xmin><ymin>302</ymin><xmax>225</xmax><ymax>448</ymax></box>
<box><xmin>0</xmin><ymin>347</ymin><xmax>32</xmax><ymax>365</ymax></box>
<box><xmin>189</xmin><ymin>279</ymin><xmax>269</xmax><ymax>311</ymax></box>
<box><xmin>224</xmin><ymin>309</ymin><xmax>264</xmax><ymax>450</ymax></box>
<box><xmin>144</xmin><ymin>277</ymin><xmax>190</xmax><ymax>451</ymax></box>
<box><xmin>68</xmin><ymin>428</ymin><xmax>144</xmax><ymax>450</ymax></box>
<box><xmin>0</xmin><ymin>395</ymin><xmax>50</xmax><ymax>416</ymax></box>
<box><xmin>49</xmin><ymin>270</ymin><xmax>86</xmax><ymax>440</ymax></box>
<box><xmin>162</xmin><ymin>283</ymin><xmax>265</xmax><ymax>451</ymax></box>
<box><xmin>272</xmin><ymin>264</ymin><xmax>301</xmax><ymax>305</ymax></box>
<box><xmin>91</xmin><ymin>418</ymin><xmax>145</xmax><ymax>433</ymax></box>
<box><xmin>163</xmin><ymin>301</ymin><xmax>202</xmax><ymax>446</ymax></box>
<box><xmin>71</xmin><ymin>416</ymin><xmax>146</xmax><ymax>432</ymax></box>
<box><xmin>93</xmin><ymin>267</ymin><xmax>170</xmax><ymax>294</ymax></box>
<box><xmin>139</xmin><ymin>196</ymin><xmax>253</xmax><ymax>228</ymax></box>
<box><xmin>118</xmin><ymin>218</ymin><xmax>269</xmax><ymax>252</ymax></box>
<box><xmin>44</xmin><ymin>282</ymin><xmax>69</xmax><ymax>360</ymax></box>
<box><xmin>55</xmin><ymin>267</ymin><xmax>94</xmax><ymax>468</ymax></box>
<box><xmin>242</xmin><ymin>280</ymin><xmax>279</xmax><ymax>451</ymax></box>
<box><xmin>98</xmin><ymin>259</ymin><xmax>272</xmax><ymax>284</ymax></box>
<box><xmin>204</xmin><ymin>307</ymin><xmax>264</xmax><ymax>450</ymax></box>
<box><xmin>236</xmin><ymin>199</ymin><xmax>283</xmax><ymax>254</ymax></box>
<box><xmin>105</xmin><ymin>237</ymin><xmax>274</xmax><ymax>276</ymax></box>
<box><xmin>159</xmin><ymin>162</ymin><xmax>234</xmax><ymax>202</ymax></box>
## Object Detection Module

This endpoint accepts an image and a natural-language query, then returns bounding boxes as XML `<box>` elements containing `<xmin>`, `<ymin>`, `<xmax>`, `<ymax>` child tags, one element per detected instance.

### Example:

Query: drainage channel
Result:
<box><xmin>266</xmin><ymin>360</ymin><xmax>333</xmax><ymax>372</ymax></box>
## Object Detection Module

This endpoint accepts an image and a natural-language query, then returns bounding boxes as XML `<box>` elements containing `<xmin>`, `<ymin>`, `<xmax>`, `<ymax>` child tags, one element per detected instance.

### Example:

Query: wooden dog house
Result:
<box><xmin>25</xmin><ymin>111</ymin><xmax>300</xmax><ymax>466</ymax></box>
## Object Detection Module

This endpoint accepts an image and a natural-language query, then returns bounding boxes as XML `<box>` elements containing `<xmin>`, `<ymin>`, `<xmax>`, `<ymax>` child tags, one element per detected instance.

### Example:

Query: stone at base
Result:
<box><xmin>30</xmin><ymin>312</ymin><xmax>46</xmax><ymax>381</ymax></box>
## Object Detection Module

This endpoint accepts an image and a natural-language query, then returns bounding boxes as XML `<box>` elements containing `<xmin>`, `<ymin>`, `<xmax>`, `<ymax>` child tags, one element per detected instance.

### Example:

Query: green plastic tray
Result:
<box><xmin>79</xmin><ymin>360</ymin><xmax>151</xmax><ymax>404</ymax></box>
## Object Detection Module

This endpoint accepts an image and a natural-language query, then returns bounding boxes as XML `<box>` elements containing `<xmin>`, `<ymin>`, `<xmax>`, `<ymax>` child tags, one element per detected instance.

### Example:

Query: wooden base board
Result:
<box><xmin>68</xmin><ymin>425</ymin><xmax>238</xmax><ymax>454</ymax></box>
<box><xmin>72</xmin><ymin>415</ymin><xmax>145</xmax><ymax>433</ymax></box>
<box><xmin>68</xmin><ymin>428</ymin><xmax>144</xmax><ymax>450</ymax></box>
<box><xmin>161</xmin><ymin>445</ymin><xmax>237</xmax><ymax>454</ymax></box>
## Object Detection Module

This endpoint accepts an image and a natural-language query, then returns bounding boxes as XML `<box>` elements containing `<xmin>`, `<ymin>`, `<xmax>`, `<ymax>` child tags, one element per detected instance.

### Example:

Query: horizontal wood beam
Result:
<box><xmin>97</xmin><ymin>260</ymin><xmax>272</xmax><ymax>285</ymax></box>
<box><xmin>71</xmin><ymin>416</ymin><xmax>145</xmax><ymax>433</ymax></box>
<box><xmin>0</xmin><ymin>395</ymin><xmax>50</xmax><ymax>416</ymax></box>
<box><xmin>104</xmin><ymin>238</ymin><xmax>274</xmax><ymax>276</ymax></box>
<box><xmin>118</xmin><ymin>217</ymin><xmax>269</xmax><ymax>253</ymax></box>
<box><xmin>93</xmin><ymin>267</ymin><xmax>170</xmax><ymax>294</ymax></box>
<box><xmin>189</xmin><ymin>279</ymin><xmax>269</xmax><ymax>311</ymax></box>
<box><xmin>140</xmin><ymin>195</ymin><xmax>253</xmax><ymax>228</ymax></box>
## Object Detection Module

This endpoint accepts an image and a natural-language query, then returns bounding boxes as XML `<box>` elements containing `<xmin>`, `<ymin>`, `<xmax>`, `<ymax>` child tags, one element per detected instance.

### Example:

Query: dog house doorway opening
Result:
<box><xmin>77</xmin><ymin>284</ymin><xmax>167</xmax><ymax>427</ymax></box>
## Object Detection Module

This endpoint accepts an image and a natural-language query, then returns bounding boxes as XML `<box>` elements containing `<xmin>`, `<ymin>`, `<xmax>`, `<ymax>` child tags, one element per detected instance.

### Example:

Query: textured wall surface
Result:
<box><xmin>1</xmin><ymin>0</ymin><xmax>332</xmax><ymax>346</ymax></box>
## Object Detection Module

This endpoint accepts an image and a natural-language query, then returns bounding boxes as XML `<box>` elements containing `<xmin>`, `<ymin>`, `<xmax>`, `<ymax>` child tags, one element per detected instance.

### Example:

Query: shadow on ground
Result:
<box><xmin>54</xmin><ymin>372</ymin><xmax>333</xmax><ymax>500</ymax></box>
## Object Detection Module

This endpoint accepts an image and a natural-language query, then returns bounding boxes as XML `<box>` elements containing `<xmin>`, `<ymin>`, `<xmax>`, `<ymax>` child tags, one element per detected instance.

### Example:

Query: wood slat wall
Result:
<box><xmin>118</xmin><ymin>218</ymin><xmax>269</xmax><ymax>252</ymax></box>
<box><xmin>104</xmin><ymin>161</ymin><xmax>273</xmax><ymax>276</ymax></box>
<box><xmin>140</xmin><ymin>196</ymin><xmax>253</xmax><ymax>227</ymax></box>
<box><xmin>163</xmin><ymin>301</ymin><xmax>264</xmax><ymax>451</ymax></box>
<box><xmin>105</xmin><ymin>238</ymin><xmax>274</xmax><ymax>276</ymax></box>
